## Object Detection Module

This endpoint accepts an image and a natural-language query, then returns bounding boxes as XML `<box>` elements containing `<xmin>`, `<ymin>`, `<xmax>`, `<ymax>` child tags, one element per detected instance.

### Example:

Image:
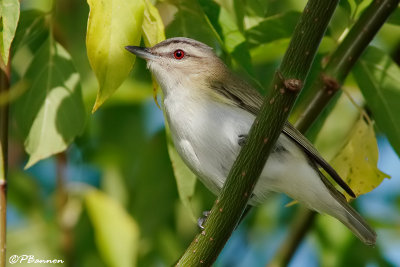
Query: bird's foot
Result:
<box><xmin>197</xmin><ymin>210</ymin><xmax>211</xmax><ymax>230</ymax></box>
<box><xmin>238</xmin><ymin>134</ymin><xmax>247</xmax><ymax>146</ymax></box>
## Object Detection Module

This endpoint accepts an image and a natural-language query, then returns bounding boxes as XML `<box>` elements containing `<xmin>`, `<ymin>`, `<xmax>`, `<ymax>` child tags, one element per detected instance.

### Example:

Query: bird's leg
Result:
<box><xmin>238</xmin><ymin>134</ymin><xmax>247</xmax><ymax>146</ymax></box>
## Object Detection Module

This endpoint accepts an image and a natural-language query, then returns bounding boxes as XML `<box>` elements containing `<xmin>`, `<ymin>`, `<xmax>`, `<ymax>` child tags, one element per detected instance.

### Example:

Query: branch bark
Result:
<box><xmin>56</xmin><ymin>153</ymin><xmax>74</xmax><ymax>266</ymax></box>
<box><xmin>176</xmin><ymin>0</ymin><xmax>340</xmax><ymax>265</ymax></box>
<box><xmin>294</xmin><ymin>0</ymin><xmax>400</xmax><ymax>132</ymax></box>
<box><xmin>270</xmin><ymin>0</ymin><xmax>399</xmax><ymax>266</ymax></box>
<box><xmin>0</xmin><ymin>64</ymin><xmax>10</xmax><ymax>267</ymax></box>
<box><xmin>268</xmin><ymin>208</ymin><xmax>316</xmax><ymax>267</ymax></box>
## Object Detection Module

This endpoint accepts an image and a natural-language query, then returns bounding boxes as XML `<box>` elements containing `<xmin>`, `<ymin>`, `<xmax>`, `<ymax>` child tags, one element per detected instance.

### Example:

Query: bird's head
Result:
<box><xmin>125</xmin><ymin>37</ymin><xmax>227</xmax><ymax>96</ymax></box>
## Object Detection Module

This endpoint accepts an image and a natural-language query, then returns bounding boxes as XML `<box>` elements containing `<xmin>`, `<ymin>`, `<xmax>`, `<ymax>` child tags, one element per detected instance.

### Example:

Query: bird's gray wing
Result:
<box><xmin>210</xmin><ymin>73</ymin><xmax>264</xmax><ymax>116</ymax></box>
<box><xmin>211</xmin><ymin>78</ymin><xmax>356</xmax><ymax>198</ymax></box>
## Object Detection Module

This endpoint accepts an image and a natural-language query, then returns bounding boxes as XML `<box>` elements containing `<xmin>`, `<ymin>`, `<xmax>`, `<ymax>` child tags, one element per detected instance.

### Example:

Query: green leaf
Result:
<box><xmin>218</xmin><ymin>7</ymin><xmax>253</xmax><ymax>73</ymax></box>
<box><xmin>330</xmin><ymin>117</ymin><xmax>389</xmax><ymax>199</ymax></box>
<box><xmin>242</xmin><ymin>0</ymin><xmax>268</xmax><ymax>19</ymax></box>
<box><xmin>86</xmin><ymin>0</ymin><xmax>145</xmax><ymax>112</ymax></box>
<box><xmin>245</xmin><ymin>11</ymin><xmax>300</xmax><ymax>48</ymax></box>
<box><xmin>328</xmin><ymin>5</ymin><xmax>351</xmax><ymax>41</ymax></box>
<box><xmin>218</xmin><ymin>7</ymin><xmax>245</xmax><ymax>52</ymax></box>
<box><xmin>142</xmin><ymin>0</ymin><xmax>165</xmax><ymax>47</ymax></box>
<box><xmin>337</xmin><ymin>0</ymin><xmax>373</xmax><ymax>23</ymax></box>
<box><xmin>86</xmin><ymin>189</ymin><xmax>139</xmax><ymax>267</ymax></box>
<box><xmin>312</xmin><ymin>91</ymin><xmax>359</xmax><ymax>160</ymax></box>
<box><xmin>198</xmin><ymin>0</ymin><xmax>224</xmax><ymax>40</ymax></box>
<box><xmin>11</xmin><ymin>11</ymin><xmax>48</xmax><ymax>70</ymax></box>
<box><xmin>353</xmin><ymin>46</ymin><xmax>400</xmax><ymax>157</ymax></box>
<box><xmin>387</xmin><ymin>7</ymin><xmax>400</xmax><ymax>25</ymax></box>
<box><xmin>0</xmin><ymin>0</ymin><xmax>20</xmax><ymax>68</ymax></box>
<box><xmin>214</xmin><ymin>0</ymin><xmax>245</xmax><ymax>32</ymax></box>
<box><xmin>166</xmin><ymin>0</ymin><xmax>217</xmax><ymax>46</ymax></box>
<box><xmin>166</xmin><ymin>123</ymin><xmax>197</xmax><ymax>221</ymax></box>
<box><xmin>14</xmin><ymin>37</ymin><xmax>86</xmax><ymax>168</ymax></box>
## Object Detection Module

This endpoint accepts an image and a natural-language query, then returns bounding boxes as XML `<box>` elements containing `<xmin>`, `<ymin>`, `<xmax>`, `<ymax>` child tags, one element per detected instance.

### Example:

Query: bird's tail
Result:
<box><xmin>317</xmin><ymin>171</ymin><xmax>376</xmax><ymax>245</ymax></box>
<box><xmin>335</xmin><ymin>199</ymin><xmax>376</xmax><ymax>245</ymax></box>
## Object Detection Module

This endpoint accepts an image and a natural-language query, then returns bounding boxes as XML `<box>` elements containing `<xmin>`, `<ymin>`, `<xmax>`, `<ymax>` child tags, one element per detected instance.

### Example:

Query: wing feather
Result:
<box><xmin>211</xmin><ymin>78</ymin><xmax>356</xmax><ymax>197</ymax></box>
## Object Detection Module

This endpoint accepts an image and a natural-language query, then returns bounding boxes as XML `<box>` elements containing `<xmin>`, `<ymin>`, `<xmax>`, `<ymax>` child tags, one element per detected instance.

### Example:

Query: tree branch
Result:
<box><xmin>268</xmin><ymin>208</ymin><xmax>316</xmax><ymax>267</ymax></box>
<box><xmin>270</xmin><ymin>0</ymin><xmax>399</xmax><ymax>266</ymax></box>
<box><xmin>294</xmin><ymin>0</ymin><xmax>400</xmax><ymax>132</ymax></box>
<box><xmin>176</xmin><ymin>0</ymin><xmax>340</xmax><ymax>265</ymax></box>
<box><xmin>0</xmin><ymin>64</ymin><xmax>10</xmax><ymax>267</ymax></box>
<box><xmin>56</xmin><ymin>153</ymin><xmax>74</xmax><ymax>266</ymax></box>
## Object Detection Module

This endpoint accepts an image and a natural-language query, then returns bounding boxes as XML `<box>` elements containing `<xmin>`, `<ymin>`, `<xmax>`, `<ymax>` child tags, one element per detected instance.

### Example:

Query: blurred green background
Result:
<box><xmin>6</xmin><ymin>0</ymin><xmax>400</xmax><ymax>266</ymax></box>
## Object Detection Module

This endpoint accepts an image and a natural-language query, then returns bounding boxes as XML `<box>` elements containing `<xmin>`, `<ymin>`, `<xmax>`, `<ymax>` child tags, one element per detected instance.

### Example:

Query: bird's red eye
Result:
<box><xmin>173</xmin><ymin>49</ymin><xmax>185</xmax><ymax>60</ymax></box>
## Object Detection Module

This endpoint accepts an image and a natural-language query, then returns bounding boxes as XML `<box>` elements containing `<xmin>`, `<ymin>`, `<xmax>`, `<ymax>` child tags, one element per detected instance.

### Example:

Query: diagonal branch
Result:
<box><xmin>294</xmin><ymin>0</ymin><xmax>400</xmax><ymax>132</ymax></box>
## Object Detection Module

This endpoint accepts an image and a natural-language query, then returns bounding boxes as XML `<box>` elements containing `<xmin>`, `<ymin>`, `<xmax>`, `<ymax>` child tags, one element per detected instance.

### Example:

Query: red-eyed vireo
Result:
<box><xmin>125</xmin><ymin>37</ymin><xmax>376</xmax><ymax>245</ymax></box>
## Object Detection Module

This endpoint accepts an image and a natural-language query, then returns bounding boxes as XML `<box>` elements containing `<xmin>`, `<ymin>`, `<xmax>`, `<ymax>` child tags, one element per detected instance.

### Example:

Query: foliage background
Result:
<box><xmin>3</xmin><ymin>0</ymin><xmax>400</xmax><ymax>266</ymax></box>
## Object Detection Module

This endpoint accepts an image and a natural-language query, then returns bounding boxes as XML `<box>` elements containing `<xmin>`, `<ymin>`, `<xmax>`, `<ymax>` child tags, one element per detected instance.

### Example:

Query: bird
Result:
<box><xmin>125</xmin><ymin>37</ymin><xmax>376</xmax><ymax>245</ymax></box>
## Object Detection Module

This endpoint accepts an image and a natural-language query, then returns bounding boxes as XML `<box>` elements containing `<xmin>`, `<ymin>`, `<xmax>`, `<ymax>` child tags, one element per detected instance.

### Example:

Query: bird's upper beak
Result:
<box><xmin>125</xmin><ymin>46</ymin><xmax>156</xmax><ymax>60</ymax></box>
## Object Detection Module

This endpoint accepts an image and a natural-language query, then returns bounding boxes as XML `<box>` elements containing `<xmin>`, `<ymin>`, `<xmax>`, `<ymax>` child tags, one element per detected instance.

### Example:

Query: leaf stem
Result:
<box><xmin>176</xmin><ymin>0</ymin><xmax>339</xmax><ymax>265</ymax></box>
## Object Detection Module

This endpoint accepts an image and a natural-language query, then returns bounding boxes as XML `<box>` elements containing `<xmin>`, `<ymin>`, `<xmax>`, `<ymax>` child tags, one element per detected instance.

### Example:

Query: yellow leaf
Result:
<box><xmin>141</xmin><ymin>0</ymin><xmax>165</xmax><ymax>107</ymax></box>
<box><xmin>142</xmin><ymin>0</ymin><xmax>165</xmax><ymax>47</ymax></box>
<box><xmin>0</xmin><ymin>0</ymin><xmax>20</xmax><ymax>67</ymax></box>
<box><xmin>330</xmin><ymin>117</ymin><xmax>389</xmax><ymax>199</ymax></box>
<box><xmin>86</xmin><ymin>0</ymin><xmax>145</xmax><ymax>112</ymax></box>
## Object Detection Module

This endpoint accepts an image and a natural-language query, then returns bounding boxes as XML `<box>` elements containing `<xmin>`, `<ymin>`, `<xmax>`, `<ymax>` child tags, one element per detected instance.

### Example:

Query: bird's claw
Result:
<box><xmin>238</xmin><ymin>134</ymin><xmax>247</xmax><ymax>146</ymax></box>
<box><xmin>197</xmin><ymin>211</ymin><xmax>211</xmax><ymax>230</ymax></box>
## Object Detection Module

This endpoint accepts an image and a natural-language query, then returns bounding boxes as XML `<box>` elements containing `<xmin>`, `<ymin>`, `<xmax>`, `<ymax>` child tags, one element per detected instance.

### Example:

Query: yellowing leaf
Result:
<box><xmin>86</xmin><ymin>189</ymin><xmax>139</xmax><ymax>267</ymax></box>
<box><xmin>330</xmin><ymin>117</ymin><xmax>389</xmax><ymax>199</ymax></box>
<box><xmin>141</xmin><ymin>0</ymin><xmax>165</xmax><ymax>107</ymax></box>
<box><xmin>353</xmin><ymin>46</ymin><xmax>400</xmax><ymax>158</ymax></box>
<box><xmin>0</xmin><ymin>0</ymin><xmax>20</xmax><ymax>68</ymax></box>
<box><xmin>86</xmin><ymin>0</ymin><xmax>145</xmax><ymax>112</ymax></box>
<box><xmin>142</xmin><ymin>0</ymin><xmax>165</xmax><ymax>47</ymax></box>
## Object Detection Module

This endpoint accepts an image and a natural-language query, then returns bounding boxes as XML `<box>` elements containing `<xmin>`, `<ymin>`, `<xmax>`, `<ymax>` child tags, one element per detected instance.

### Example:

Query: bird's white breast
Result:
<box><xmin>163</xmin><ymin>87</ymin><xmax>254</xmax><ymax>195</ymax></box>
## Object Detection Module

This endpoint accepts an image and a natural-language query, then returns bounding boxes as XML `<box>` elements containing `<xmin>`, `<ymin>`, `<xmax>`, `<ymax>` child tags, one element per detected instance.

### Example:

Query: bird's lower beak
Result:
<box><xmin>125</xmin><ymin>46</ymin><xmax>155</xmax><ymax>60</ymax></box>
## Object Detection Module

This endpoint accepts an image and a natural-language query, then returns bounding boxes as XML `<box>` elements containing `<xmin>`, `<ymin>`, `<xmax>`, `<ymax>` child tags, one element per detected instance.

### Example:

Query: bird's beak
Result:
<box><xmin>125</xmin><ymin>46</ymin><xmax>156</xmax><ymax>60</ymax></box>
